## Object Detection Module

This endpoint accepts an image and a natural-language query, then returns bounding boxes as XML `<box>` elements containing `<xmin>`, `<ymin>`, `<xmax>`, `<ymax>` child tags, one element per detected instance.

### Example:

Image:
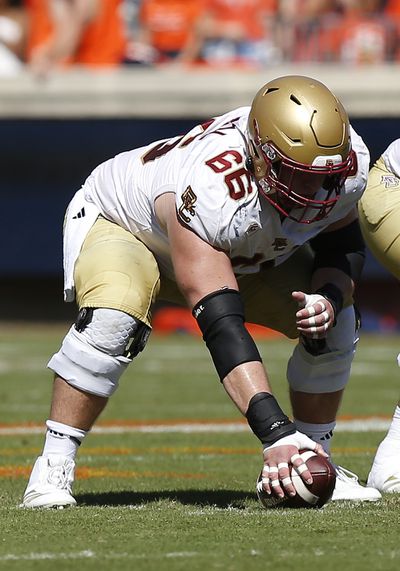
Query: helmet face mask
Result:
<box><xmin>256</xmin><ymin>140</ymin><xmax>355</xmax><ymax>224</ymax></box>
<box><xmin>247</xmin><ymin>75</ymin><xmax>354</xmax><ymax>224</ymax></box>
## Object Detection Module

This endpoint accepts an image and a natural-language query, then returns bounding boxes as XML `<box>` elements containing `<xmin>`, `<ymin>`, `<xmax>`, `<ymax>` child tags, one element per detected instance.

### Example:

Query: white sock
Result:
<box><xmin>372</xmin><ymin>405</ymin><xmax>400</xmax><ymax>466</ymax></box>
<box><xmin>42</xmin><ymin>420</ymin><xmax>87</xmax><ymax>460</ymax></box>
<box><xmin>385</xmin><ymin>405</ymin><xmax>400</xmax><ymax>441</ymax></box>
<box><xmin>294</xmin><ymin>419</ymin><xmax>336</xmax><ymax>455</ymax></box>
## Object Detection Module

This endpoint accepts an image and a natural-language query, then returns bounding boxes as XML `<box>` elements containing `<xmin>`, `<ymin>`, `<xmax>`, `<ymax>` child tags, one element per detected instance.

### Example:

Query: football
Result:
<box><xmin>256</xmin><ymin>450</ymin><xmax>336</xmax><ymax>509</ymax></box>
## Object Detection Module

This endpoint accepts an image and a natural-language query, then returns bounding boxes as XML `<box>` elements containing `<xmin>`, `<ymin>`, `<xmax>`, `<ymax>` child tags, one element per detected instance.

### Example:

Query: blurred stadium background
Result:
<box><xmin>2</xmin><ymin>0</ymin><xmax>400</xmax><ymax>333</ymax></box>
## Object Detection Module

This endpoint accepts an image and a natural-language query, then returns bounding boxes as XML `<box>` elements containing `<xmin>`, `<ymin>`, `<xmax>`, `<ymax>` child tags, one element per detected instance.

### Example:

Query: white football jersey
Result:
<box><xmin>82</xmin><ymin>107</ymin><xmax>370</xmax><ymax>280</ymax></box>
<box><xmin>382</xmin><ymin>138</ymin><xmax>400</xmax><ymax>177</ymax></box>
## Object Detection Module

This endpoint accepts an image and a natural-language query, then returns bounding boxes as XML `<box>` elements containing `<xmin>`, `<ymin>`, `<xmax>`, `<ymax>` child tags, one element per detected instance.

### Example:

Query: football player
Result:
<box><xmin>359</xmin><ymin>138</ymin><xmax>400</xmax><ymax>493</ymax></box>
<box><xmin>22</xmin><ymin>75</ymin><xmax>381</xmax><ymax>508</ymax></box>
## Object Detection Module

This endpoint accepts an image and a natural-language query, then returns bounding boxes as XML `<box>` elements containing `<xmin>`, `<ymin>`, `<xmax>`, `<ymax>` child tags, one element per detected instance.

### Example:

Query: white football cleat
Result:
<box><xmin>22</xmin><ymin>455</ymin><xmax>77</xmax><ymax>508</ymax></box>
<box><xmin>366</xmin><ymin>436</ymin><xmax>400</xmax><ymax>493</ymax></box>
<box><xmin>330</xmin><ymin>465</ymin><xmax>381</xmax><ymax>502</ymax></box>
<box><xmin>367</xmin><ymin>462</ymin><xmax>400</xmax><ymax>493</ymax></box>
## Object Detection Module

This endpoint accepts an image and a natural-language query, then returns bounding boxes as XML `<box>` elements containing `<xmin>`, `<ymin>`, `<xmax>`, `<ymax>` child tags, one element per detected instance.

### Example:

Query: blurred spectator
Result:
<box><xmin>125</xmin><ymin>0</ymin><xmax>204</xmax><ymax>65</ymax></box>
<box><xmin>385</xmin><ymin>0</ymin><xmax>400</xmax><ymax>15</ymax></box>
<box><xmin>16</xmin><ymin>0</ymin><xmax>400</xmax><ymax>73</ymax></box>
<box><xmin>121</xmin><ymin>0</ymin><xmax>141</xmax><ymax>37</ymax></box>
<box><xmin>181</xmin><ymin>0</ymin><xmax>279</xmax><ymax>67</ymax></box>
<box><xmin>384</xmin><ymin>0</ymin><xmax>400</xmax><ymax>59</ymax></box>
<box><xmin>25</xmin><ymin>0</ymin><xmax>127</xmax><ymax>78</ymax></box>
<box><xmin>275</xmin><ymin>0</ymin><xmax>340</xmax><ymax>62</ymax></box>
<box><xmin>0</xmin><ymin>0</ymin><xmax>26</xmax><ymax>76</ymax></box>
<box><xmin>331</xmin><ymin>0</ymin><xmax>397</xmax><ymax>64</ymax></box>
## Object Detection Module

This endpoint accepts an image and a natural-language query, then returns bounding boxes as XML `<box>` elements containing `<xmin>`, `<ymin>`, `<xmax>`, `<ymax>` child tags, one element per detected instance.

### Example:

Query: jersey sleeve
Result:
<box><xmin>349</xmin><ymin>126</ymin><xmax>370</xmax><ymax>195</ymax></box>
<box><xmin>382</xmin><ymin>139</ymin><xmax>400</xmax><ymax>178</ymax></box>
<box><xmin>342</xmin><ymin>126</ymin><xmax>370</xmax><ymax>203</ymax></box>
<box><xmin>175</xmin><ymin>160</ymin><xmax>227</xmax><ymax>248</ymax></box>
<box><xmin>174</xmin><ymin>122</ymin><xmax>251</xmax><ymax>251</ymax></box>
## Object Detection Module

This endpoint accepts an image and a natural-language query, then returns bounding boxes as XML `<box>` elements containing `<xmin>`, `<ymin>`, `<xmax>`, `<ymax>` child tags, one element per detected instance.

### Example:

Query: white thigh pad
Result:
<box><xmin>48</xmin><ymin>309</ymin><xmax>147</xmax><ymax>397</ymax></box>
<box><xmin>287</xmin><ymin>306</ymin><xmax>357</xmax><ymax>394</ymax></box>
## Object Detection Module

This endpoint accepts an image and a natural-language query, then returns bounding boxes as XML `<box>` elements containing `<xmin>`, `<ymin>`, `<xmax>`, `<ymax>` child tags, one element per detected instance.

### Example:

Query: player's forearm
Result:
<box><xmin>222</xmin><ymin>361</ymin><xmax>273</xmax><ymax>415</ymax></box>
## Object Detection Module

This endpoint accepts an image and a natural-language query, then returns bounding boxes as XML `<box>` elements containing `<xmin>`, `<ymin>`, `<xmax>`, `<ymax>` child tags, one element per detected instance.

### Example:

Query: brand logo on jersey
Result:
<box><xmin>272</xmin><ymin>238</ymin><xmax>287</xmax><ymax>251</ymax></box>
<box><xmin>381</xmin><ymin>175</ymin><xmax>400</xmax><ymax>188</ymax></box>
<box><xmin>72</xmin><ymin>207</ymin><xmax>85</xmax><ymax>219</ymax></box>
<box><xmin>178</xmin><ymin>186</ymin><xmax>197</xmax><ymax>223</ymax></box>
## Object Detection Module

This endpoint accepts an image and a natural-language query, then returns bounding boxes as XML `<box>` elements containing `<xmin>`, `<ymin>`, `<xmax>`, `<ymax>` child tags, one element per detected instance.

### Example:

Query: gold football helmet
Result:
<box><xmin>247</xmin><ymin>75</ymin><xmax>355</xmax><ymax>223</ymax></box>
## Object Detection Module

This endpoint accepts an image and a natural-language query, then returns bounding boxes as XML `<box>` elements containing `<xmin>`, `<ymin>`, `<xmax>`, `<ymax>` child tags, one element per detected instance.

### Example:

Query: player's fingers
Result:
<box><xmin>290</xmin><ymin>454</ymin><xmax>313</xmax><ymax>485</ymax></box>
<box><xmin>305</xmin><ymin>300</ymin><xmax>326</xmax><ymax>317</ymax></box>
<box><xmin>268</xmin><ymin>466</ymin><xmax>284</xmax><ymax>498</ymax></box>
<box><xmin>278</xmin><ymin>462</ymin><xmax>296</xmax><ymax>497</ymax></box>
<box><xmin>297</xmin><ymin>311</ymin><xmax>330</xmax><ymax>327</ymax></box>
<box><xmin>292</xmin><ymin>291</ymin><xmax>306</xmax><ymax>304</ymax></box>
<box><xmin>296</xmin><ymin>300</ymin><xmax>326</xmax><ymax>319</ymax></box>
<box><xmin>297</xmin><ymin>308</ymin><xmax>333</xmax><ymax>330</ymax></box>
<box><xmin>261</xmin><ymin>464</ymin><xmax>271</xmax><ymax>495</ymax></box>
<box><xmin>314</xmin><ymin>443</ymin><xmax>329</xmax><ymax>458</ymax></box>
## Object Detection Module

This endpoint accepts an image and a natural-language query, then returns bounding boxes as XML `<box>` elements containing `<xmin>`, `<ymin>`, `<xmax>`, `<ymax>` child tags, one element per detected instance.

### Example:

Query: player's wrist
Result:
<box><xmin>246</xmin><ymin>392</ymin><xmax>296</xmax><ymax>446</ymax></box>
<box><xmin>315</xmin><ymin>283</ymin><xmax>344</xmax><ymax>325</ymax></box>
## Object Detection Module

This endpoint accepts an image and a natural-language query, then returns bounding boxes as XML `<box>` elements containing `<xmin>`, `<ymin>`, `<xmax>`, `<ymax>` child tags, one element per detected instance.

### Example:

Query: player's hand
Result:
<box><xmin>292</xmin><ymin>291</ymin><xmax>335</xmax><ymax>339</ymax></box>
<box><xmin>261</xmin><ymin>431</ymin><xmax>328</xmax><ymax>499</ymax></box>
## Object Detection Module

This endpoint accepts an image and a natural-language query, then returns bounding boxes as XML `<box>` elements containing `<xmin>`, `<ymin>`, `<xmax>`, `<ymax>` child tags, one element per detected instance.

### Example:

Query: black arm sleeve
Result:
<box><xmin>193</xmin><ymin>289</ymin><xmax>262</xmax><ymax>381</ymax></box>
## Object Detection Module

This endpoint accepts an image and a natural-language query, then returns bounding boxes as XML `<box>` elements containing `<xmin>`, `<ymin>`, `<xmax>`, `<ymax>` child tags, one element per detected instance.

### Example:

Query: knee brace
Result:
<box><xmin>287</xmin><ymin>305</ymin><xmax>358</xmax><ymax>394</ymax></box>
<box><xmin>48</xmin><ymin>308</ymin><xmax>151</xmax><ymax>398</ymax></box>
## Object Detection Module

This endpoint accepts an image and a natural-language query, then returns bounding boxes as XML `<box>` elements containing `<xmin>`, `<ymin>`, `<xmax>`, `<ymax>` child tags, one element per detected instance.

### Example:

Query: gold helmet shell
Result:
<box><xmin>247</xmin><ymin>75</ymin><xmax>355</xmax><ymax>223</ymax></box>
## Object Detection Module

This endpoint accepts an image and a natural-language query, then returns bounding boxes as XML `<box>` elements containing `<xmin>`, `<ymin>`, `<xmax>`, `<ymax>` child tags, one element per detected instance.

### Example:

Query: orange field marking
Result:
<box><xmin>0</xmin><ymin>465</ymin><xmax>205</xmax><ymax>480</ymax></box>
<box><xmin>0</xmin><ymin>444</ymin><xmax>378</xmax><ymax>481</ymax></box>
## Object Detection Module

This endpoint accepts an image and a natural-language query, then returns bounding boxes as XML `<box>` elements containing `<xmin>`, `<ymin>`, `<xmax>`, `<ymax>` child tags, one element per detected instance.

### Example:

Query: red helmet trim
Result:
<box><xmin>257</xmin><ymin>144</ymin><xmax>355</xmax><ymax>224</ymax></box>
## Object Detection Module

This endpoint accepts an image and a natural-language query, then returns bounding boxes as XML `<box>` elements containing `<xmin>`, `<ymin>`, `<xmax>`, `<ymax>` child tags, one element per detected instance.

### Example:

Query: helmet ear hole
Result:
<box><xmin>245</xmin><ymin>156</ymin><xmax>254</xmax><ymax>173</ymax></box>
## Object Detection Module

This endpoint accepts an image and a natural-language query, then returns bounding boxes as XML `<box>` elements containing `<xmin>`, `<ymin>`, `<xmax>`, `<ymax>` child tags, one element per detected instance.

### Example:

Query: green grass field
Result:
<box><xmin>1</xmin><ymin>324</ymin><xmax>400</xmax><ymax>571</ymax></box>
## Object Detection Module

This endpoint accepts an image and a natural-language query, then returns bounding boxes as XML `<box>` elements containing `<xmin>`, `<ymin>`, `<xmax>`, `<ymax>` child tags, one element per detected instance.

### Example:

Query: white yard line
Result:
<box><xmin>0</xmin><ymin>417</ymin><xmax>391</xmax><ymax>436</ymax></box>
<box><xmin>0</xmin><ymin>551</ymin><xmax>96</xmax><ymax>561</ymax></box>
<box><xmin>0</xmin><ymin>550</ymin><xmax>202</xmax><ymax>562</ymax></box>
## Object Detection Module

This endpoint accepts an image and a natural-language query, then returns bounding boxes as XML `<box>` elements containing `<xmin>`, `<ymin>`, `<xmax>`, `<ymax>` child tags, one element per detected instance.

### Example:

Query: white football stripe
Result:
<box><xmin>300</xmin><ymin>450</ymin><xmax>317</xmax><ymax>462</ymax></box>
<box><xmin>291</xmin><ymin>472</ymin><xmax>319</xmax><ymax>505</ymax></box>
